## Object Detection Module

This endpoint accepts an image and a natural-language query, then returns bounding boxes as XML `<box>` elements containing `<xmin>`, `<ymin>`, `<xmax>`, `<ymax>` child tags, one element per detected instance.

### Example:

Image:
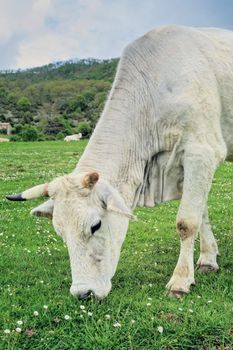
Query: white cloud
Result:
<box><xmin>0</xmin><ymin>0</ymin><xmax>52</xmax><ymax>41</ymax></box>
<box><xmin>0</xmin><ymin>0</ymin><xmax>233</xmax><ymax>69</ymax></box>
<box><xmin>0</xmin><ymin>0</ymin><xmax>53</xmax><ymax>68</ymax></box>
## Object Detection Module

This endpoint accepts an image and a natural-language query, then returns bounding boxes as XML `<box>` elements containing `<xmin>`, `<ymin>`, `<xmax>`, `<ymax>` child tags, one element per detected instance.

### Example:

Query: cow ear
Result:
<box><xmin>30</xmin><ymin>199</ymin><xmax>54</xmax><ymax>219</ymax></box>
<box><xmin>100</xmin><ymin>184</ymin><xmax>134</xmax><ymax>219</ymax></box>
<box><xmin>82</xmin><ymin>172</ymin><xmax>99</xmax><ymax>188</ymax></box>
<box><xmin>106</xmin><ymin>195</ymin><xmax>134</xmax><ymax>219</ymax></box>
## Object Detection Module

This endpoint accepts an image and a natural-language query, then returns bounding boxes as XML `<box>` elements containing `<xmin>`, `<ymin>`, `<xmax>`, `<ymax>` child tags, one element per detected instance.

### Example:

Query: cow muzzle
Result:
<box><xmin>70</xmin><ymin>279</ymin><xmax>112</xmax><ymax>300</ymax></box>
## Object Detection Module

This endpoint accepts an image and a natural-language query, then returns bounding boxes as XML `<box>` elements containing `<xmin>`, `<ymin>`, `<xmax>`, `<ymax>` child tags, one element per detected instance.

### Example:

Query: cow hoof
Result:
<box><xmin>197</xmin><ymin>264</ymin><xmax>219</xmax><ymax>273</ymax></box>
<box><xmin>168</xmin><ymin>290</ymin><xmax>187</xmax><ymax>298</ymax></box>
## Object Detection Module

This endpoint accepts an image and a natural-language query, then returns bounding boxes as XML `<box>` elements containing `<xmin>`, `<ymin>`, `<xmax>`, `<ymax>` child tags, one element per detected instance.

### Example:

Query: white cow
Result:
<box><xmin>7</xmin><ymin>25</ymin><xmax>233</xmax><ymax>299</ymax></box>
<box><xmin>64</xmin><ymin>133</ymin><xmax>82</xmax><ymax>142</ymax></box>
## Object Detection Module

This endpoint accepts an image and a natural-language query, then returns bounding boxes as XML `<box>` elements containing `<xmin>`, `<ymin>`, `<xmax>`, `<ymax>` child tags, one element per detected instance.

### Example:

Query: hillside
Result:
<box><xmin>0</xmin><ymin>58</ymin><xmax>118</xmax><ymax>140</ymax></box>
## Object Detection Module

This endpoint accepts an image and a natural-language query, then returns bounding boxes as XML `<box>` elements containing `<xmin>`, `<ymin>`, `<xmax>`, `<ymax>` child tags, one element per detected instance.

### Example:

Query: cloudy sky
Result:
<box><xmin>0</xmin><ymin>0</ymin><xmax>233</xmax><ymax>70</ymax></box>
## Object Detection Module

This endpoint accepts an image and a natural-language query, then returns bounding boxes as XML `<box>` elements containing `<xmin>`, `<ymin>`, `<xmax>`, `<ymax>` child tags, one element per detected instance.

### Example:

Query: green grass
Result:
<box><xmin>0</xmin><ymin>141</ymin><xmax>232</xmax><ymax>350</ymax></box>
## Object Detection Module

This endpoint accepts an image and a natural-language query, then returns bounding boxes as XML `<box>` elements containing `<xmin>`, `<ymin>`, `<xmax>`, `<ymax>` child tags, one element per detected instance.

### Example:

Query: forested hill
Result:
<box><xmin>0</xmin><ymin>58</ymin><xmax>119</xmax><ymax>141</ymax></box>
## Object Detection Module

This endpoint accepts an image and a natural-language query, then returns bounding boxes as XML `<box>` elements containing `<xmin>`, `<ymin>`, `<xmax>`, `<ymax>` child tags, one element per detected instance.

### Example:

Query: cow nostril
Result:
<box><xmin>77</xmin><ymin>290</ymin><xmax>91</xmax><ymax>300</ymax></box>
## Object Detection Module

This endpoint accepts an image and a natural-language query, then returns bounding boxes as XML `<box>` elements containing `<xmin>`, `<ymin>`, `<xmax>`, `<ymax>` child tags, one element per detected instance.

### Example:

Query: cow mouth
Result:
<box><xmin>77</xmin><ymin>290</ymin><xmax>92</xmax><ymax>300</ymax></box>
<box><xmin>70</xmin><ymin>280</ymin><xmax>112</xmax><ymax>300</ymax></box>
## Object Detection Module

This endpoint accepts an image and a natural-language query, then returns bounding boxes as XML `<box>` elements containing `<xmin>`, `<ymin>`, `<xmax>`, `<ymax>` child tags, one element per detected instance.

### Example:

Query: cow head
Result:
<box><xmin>6</xmin><ymin>172</ymin><xmax>133</xmax><ymax>299</ymax></box>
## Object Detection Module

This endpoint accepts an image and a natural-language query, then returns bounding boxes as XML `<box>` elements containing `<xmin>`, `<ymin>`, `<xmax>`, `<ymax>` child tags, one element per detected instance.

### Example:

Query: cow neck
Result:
<box><xmin>74</xmin><ymin>57</ymin><xmax>160</xmax><ymax>209</ymax></box>
<box><xmin>74</xmin><ymin>108</ymin><xmax>157</xmax><ymax>208</ymax></box>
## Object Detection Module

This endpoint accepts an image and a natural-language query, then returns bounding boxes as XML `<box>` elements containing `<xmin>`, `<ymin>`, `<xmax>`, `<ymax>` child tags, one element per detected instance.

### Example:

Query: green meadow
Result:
<box><xmin>0</xmin><ymin>141</ymin><xmax>232</xmax><ymax>349</ymax></box>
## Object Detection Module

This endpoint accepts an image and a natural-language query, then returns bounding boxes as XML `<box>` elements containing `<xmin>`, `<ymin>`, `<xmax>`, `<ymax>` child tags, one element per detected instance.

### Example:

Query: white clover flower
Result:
<box><xmin>87</xmin><ymin>312</ymin><xmax>93</xmax><ymax>317</ymax></box>
<box><xmin>113</xmin><ymin>322</ymin><xmax>121</xmax><ymax>328</ymax></box>
<box><xmin>33</xmin><ymin>311</ymin><xmax>39</xmax><ymax>316</ymax></box>
<box><xmin>105</xmin><ymin>314</ymin><xmax>111</xmax><ymax>320</ymax></box>
<box><xmin>43</xmin><ymin>305</ymin><xmax>48</xmax><ymax>309</ymax></box>
<box><xmin>188</xmin><ymin>309</ymin><xmax>194</xmax><ymax>313</ymax></box>
<box><xmin>17</xmin><ymin>320</ymin><xmax>23</xmax><ymax>326</ymax></box>
<box><xmin>16</xmin><ymin>327</ymin><xmax>22</xmax><ymax>333</ymax></box>
<box><xmin>146</xmin><ymin>303</ymin><xmax>151</xmax><ymax>307</ymax></box>
<box><xmin>64</xmin><ymin>315</ymin><xmax>71</xmax><ymax>320</ymax></box>
<box><xmin>4</xmin><ymin>329</ymin><xmax>10</xmax><ymax>334</ymax></box>
<box><xmin>80</xmin><ymin>305</ymin><xmax>85</xmax><ymax>310</ymax></box>
<box><xmin>131</xmin><ymin>319</ymin><xmax>136</xmax><ymax>324</ymax></box>
<box><xmin>157</xmin><ymin>326</ymin><xmax>163</xmax><ymax>334</ymax></box>
<box><xmin>207</xmin><ymin>300</ymin><xmax>212</xmax><ymax>303</ymax></box>
<box><xmin>148</xmin><ymin>297</ymin><xmax>152</xmax><ymax>301</ymax></box>
<box><xmin>178</xmin><ymin>308</ymin><xmax>183</xmax><ymax>311</ymax></box>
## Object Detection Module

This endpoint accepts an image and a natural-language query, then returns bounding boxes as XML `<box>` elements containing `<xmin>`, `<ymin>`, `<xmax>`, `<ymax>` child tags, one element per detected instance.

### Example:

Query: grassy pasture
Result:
<box><xmin>0</xmin><ymin>141</ymin><xmax>232</xmax><ymax>350</ymax></box>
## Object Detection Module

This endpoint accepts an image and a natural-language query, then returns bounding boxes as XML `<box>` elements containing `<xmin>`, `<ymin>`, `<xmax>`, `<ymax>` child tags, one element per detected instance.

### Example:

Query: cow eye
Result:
<box><xmin>91</xmin><ymin>220</ymin><xmax>101</xmax><ymax>234</ymax></box>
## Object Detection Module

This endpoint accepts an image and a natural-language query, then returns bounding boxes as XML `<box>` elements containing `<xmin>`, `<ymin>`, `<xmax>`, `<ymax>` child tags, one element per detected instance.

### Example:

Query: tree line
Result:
<box><xmin>0</xmin><ymin>58</ymin><xmax>118</xmax><ymax>141</ymax></box>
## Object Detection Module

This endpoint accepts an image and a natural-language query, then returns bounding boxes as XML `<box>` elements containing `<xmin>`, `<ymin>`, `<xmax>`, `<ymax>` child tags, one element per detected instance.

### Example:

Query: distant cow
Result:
<box><xmin>64</xmin><ymin>133</ymin><xmax>82</xmax><ymax>142</ymax></box>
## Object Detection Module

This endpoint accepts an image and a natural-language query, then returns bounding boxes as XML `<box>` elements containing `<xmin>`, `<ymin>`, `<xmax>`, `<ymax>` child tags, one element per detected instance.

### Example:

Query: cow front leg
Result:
<box><xmin>197</xmin><ymin>206</ymin><xmax>219</xmax><ymax>272</ymax></box>
<box><xmin>166</xmin><ymin>146</ymin><xmax>217</xmax><ymax>297</ymax></box>
<box><xmin>166</xmin><ymin>220</ymin><xmax>198</xmax><ymax>298</ymax></box>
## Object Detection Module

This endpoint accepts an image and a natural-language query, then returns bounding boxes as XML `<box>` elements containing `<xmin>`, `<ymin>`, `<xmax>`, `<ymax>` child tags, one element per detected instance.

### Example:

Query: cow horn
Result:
<box><xmin>82</xmin><ymin>172</ymin><xmax>99</xmax><ymax>188</ymax></box>
<box><xmin>6</xmin><ymin>183</ymin><xmax>49</xmax><ymax>201</ymax></box>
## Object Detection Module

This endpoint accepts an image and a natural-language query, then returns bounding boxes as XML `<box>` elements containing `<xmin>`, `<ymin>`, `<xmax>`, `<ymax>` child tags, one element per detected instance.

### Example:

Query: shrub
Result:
<box><xmin>13</xmin><ymin>124</ymin><xmax>24</xmax><ymax>135</ymax></box>
<box><xmin>77</xmin><ymin>121</ymin><xmax>91</xmax><ymax>137</ymax></box>
<box><xmin>10</xmin><ymin>135</ymin><xmax>21</xmax><ymax>142</ymax></box>
<box><xmin>56</xmin><ymin>131</ymin><xmax>65</xmax><ymax>140</ymax></box>
<box><xmin>37</xmin><ymin>133</ymin><xmax>46</xmax><ymax>141</ymax></box>
<box><xmin>21</xmin><ymin>126</ymin><xmax>39</xmax><ymax>141</ymax></box>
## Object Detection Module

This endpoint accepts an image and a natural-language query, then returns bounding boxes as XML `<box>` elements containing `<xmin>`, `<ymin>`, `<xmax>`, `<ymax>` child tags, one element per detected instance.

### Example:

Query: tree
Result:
<box><xmin>22</xmin><ymin>111</ymin><xmax>33</xmax><ymax>123</ymax></box>
<box><xmin>0</xmin><ymin>87</ymin><xmax>7</xmax><ymax>105</ymax></box>
<box><xmin>68</xmin><ymin>95</ymin><xmax>87</xmax><ymax>113</ymax></box>
<box><xmin>17</xmin><ymin>96</ymin><xmax>32</xmax><ymax>112</ymax></box>
<box><xmin>43</xmin><ymin>115</ymin><xmax>72</xmax><ymax>138</ymax></box>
